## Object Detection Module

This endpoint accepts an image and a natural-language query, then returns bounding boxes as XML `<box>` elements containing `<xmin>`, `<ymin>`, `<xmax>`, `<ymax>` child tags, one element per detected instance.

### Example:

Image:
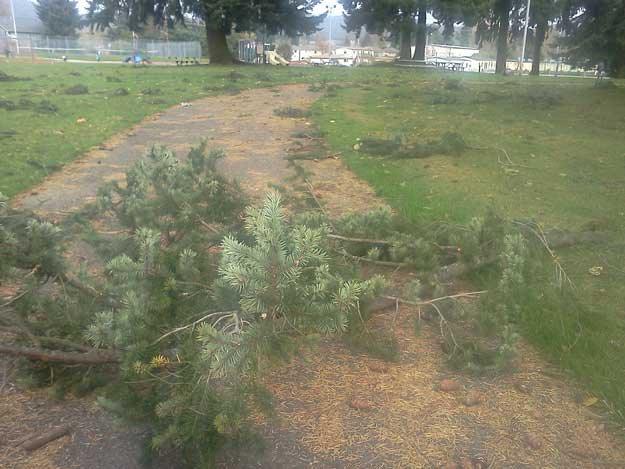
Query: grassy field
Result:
<box><xmin>312</xmin><ymin>71</ymin><xmax>625</xmax><ymax>421</ymax></box>
<box><xmin>2</xmin><ymin>60</ymin><xmax>625</xmax><ymax>422</ymax></box>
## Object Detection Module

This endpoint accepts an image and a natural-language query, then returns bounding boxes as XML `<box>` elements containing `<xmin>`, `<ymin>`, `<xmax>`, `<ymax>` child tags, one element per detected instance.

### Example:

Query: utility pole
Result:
<box><xmin>328</xmin><ymin>4</ymin><xmax>336</xmax><ymax>55</ymax></box>
<box><xmin>9</xmin><ymin>0</ymin><xmax>20</xmax><ymax>54</ymax></box>
<box><xmin>519</xmin><ymin>0</ymin><xmax>531</xmax><ymax>74</ymax></box>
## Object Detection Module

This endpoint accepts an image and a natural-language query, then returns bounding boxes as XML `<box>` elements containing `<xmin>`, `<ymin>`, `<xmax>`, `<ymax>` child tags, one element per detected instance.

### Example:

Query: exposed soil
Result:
<box><xmin>3</xmin><ymin>84</ymin><xmax>625</xmax><ymax>469</ymax></box>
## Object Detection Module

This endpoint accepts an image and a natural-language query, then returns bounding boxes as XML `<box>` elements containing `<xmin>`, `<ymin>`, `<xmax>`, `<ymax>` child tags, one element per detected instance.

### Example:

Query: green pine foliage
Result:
<box><xmin>206</xmin><ymin>191</ymin><xmax>387</xmax><ymax>377</ymax></box>
<box><xmin>97</xmin><ymin>143</ymin><xmax>245</xmax><ymax>247</ymax></box>
<box><xmin>35</xmin><ymin>0</ymin><xmax>82</xmax><ymax>37</ymax></box>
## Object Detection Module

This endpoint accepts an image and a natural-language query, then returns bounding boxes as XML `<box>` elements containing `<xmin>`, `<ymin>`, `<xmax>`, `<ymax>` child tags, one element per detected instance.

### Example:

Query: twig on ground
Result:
<box><xmin>338</xmin><ymin>250</ymin><xmax>408</xmax><ymax>268</ymax></box>
<box><xmin>327</xmin><ymin>233</ymin><xmax>391</xmax><ymax>245</ymax></box>
<box><xmin>304</xmin><ymin>180</ymin><xmax>336</xmax><ymax>231</ymax></box>
<box><xmin>153</xmin><ymin>310</ymin><xmax>238</xmax><ymax>344</ymax></box>
<box><xmin>381</xmin><ymin>291</ymin><xmax>487</xmax><ymax>353</ymax></box>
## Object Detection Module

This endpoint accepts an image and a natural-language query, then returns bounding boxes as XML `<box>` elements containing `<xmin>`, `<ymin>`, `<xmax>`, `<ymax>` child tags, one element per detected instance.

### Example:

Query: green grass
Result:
<box><xmin>312</xmin><ymin>71</ymin><xmax>625</xmax><ymax>421</ymax></box>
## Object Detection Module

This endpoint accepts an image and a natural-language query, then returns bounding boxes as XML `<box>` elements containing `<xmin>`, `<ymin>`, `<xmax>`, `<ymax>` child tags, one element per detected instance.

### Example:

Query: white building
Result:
<box><xmin>425</xmin><ymin>44</ymin><xmax>480</xmax><ymax>59</ymax></box>
<box><xmin>292</xmin><ymin>45</ymin><xmax>378</xmax><ymax>66</ymax></box>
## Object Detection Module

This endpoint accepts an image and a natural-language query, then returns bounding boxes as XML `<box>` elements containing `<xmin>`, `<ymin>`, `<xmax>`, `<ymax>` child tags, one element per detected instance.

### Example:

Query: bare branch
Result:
<box><xmin>0</xmin><ymin>344</ymin><xmax>120</xmax><ymax>364</ymax></box>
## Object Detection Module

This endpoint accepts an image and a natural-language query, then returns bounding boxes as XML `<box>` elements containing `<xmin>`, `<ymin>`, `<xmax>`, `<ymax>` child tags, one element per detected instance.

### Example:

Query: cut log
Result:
<box><xmin>20</xmin><ymin>425</ymin><xmax>71</xmax><ymax>451</ymax></box>
<box><xmin>0</xmin><ymin>344</ymin><xmax>120</xmax><ymax>364</ymax></box>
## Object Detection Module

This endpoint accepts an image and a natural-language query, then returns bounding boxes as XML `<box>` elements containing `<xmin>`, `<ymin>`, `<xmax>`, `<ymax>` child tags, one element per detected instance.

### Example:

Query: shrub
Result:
<box><xmin>63</xmin><ymin>84</ymin><xmax>89</xmax><ymax>95</ymax></box>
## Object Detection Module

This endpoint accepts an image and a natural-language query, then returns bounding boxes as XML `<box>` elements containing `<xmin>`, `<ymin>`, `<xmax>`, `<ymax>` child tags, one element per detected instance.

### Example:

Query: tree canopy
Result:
<box><xmin>560</xmin><ymin>0</ymin><xmax>625</xmax><ymax>76</ymax></box>
<box><xmin>35</xmin><ymin>0</ymin><xmax>82</xmax><ymax>37</ymax></box>
<box><xmin>87</xmin><ymin>0</ymin><xmax>325</xmax><ymax>63</ymax></box>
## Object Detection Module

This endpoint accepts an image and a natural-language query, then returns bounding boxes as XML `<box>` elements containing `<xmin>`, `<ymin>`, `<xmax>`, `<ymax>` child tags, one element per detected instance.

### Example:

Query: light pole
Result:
<box><xmin>328</xmin><ymin>4</ymin><xmax>336</xmax><ymax>55</ymax></box>
<box><xmin>519</xmin><ymin>0</ymin><xmax>531</xmax><ymax>74</ymax></box>
<box><xmin>9</xmin><ymin>0</ymin><xmax>20</xmax><ymax>55</ymax></box>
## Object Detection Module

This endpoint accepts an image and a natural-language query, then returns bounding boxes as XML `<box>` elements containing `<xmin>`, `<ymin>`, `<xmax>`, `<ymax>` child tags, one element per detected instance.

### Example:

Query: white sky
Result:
<box><xmin>313</xmin><ymin>0</ymin><xmax>344</xmax><ymax>16</ymax></box>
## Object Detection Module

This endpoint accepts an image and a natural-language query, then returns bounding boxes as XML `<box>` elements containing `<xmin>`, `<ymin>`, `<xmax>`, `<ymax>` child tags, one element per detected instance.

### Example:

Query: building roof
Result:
<box><xmin>0</xmin><ymin>0</ymin><xmax>44</xmax><ymax>34</ymax></box>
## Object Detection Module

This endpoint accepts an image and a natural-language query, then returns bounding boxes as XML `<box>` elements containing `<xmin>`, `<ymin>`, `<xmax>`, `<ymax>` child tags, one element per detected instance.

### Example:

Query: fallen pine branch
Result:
<box><xmin>61</xmin><ymin>272</ymin><xmax>103</xmax><ymax>298</ymax></box>
<box><xmin>379</xmin><ymin>291</ymin><xmax>485</xmax><ymax>352</ymax></box>
<box><xmin>327</xmin><ymin>233</ymin><xmax>391</xmax><ymax>245</ymax></box>
<box><xmin>19</xmin><ymin>425</ymin><xmax>72</xmax><ymax>451</ymax></box>
<box><xmin>0</xmin><ymin>326</ymin><xmax>95</xmax><ymax>353</ymax></box>
<box><xmin>337</xmin><ymin>249</ymin><xmax>408</xmax><ymax>268</ymax></box>
<box><xmin>0</xmin><ymin>344</ymin><xmax>120</xmax><ymax>364</ymax></box>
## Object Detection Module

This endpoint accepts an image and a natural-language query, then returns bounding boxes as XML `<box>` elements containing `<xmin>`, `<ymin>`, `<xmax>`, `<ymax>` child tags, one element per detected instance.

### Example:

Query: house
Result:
<box><xmin>292</xmin><ymin>45</ymin><xmax>378</xmax><ymax>66</ymax></box>
<box><xmin>334</xmin><ymin>46</ymin><xmax>376</xmax><ymax>66</ymax></box>
<box><xmin>1</xmin><ymin>0</ymin><xmax>44</xmax><ymax>54</ymax></box>
<box><xmin>0</xmin><ymin>0</ymin><xmax>44</xmax><ymax>35</ymax></box>
<box><xmin>291</xmin><ymin>46</ymin><xmax>324</xmax><ymax>62</ymax></box>
<box><xmin>425</xmin><ymin>43</ymin><xmax>480</xmax><ymax>59</ymax></box>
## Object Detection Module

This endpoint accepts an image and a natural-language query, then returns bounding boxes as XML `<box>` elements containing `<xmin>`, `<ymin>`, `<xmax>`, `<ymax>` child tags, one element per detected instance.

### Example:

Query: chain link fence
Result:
<box><xmin>9</xmin><ymin>33</ymin><xmax>201</xmax><ymax>60</ymax></box>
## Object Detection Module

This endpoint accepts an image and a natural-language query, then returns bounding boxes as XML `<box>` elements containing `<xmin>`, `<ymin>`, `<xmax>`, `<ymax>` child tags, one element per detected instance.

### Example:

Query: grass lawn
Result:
<box><xmin>312</xmin><ymin>71</ymin><xmax>625</xmax><ymax>422</ymax></box>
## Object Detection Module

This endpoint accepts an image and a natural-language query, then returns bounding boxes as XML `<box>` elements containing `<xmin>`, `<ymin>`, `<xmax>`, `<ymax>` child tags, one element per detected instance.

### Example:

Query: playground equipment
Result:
<box><xmin>238</xmin><ymin>40</ymin><xmax>290</xmax><ymax>65</ymax></box>
<box><xmin>266</xmin><ymin>50</ymin><xmax>289</xmax><ymax>66</ymax></box>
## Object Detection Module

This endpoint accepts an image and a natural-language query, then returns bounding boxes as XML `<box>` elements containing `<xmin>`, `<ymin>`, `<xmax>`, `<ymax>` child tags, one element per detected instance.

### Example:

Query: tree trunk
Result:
<box><xmin>412</xmin><ymin>3</ymin><xmax>427</xmax><ymax>61</ymax></box>
<box><xmin>495</xmin><ymin>0</ymin><xmax>512</xmax><ymax>74</ymax></box>
<box><xmin>399</xmin><ymin>18</ymin><xmax>412</xmax><ymax>60</ymax></box>
<box><xmin>205</xmin><ymin>25</ymin><xmax>234</xmax><ymax>64</ymax></box>
<box><xmin>530</xmin><ymin>20</ymin><xmax>547</xmax><ymax>76</ymax></box>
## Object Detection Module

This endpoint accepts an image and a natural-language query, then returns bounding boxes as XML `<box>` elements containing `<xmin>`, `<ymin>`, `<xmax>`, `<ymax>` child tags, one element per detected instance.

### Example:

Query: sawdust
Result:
<box><xmin>255</xmin><ymin>303</ymin><xmax>625</xmax><ymax>468</ymax></box>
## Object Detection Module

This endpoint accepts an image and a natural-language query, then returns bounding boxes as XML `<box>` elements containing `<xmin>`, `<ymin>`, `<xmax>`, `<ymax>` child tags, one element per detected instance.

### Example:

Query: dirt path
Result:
<box><xmin>12</xmin><ymin>85</ymin><xmax>322</xmax><ymax>215</ymax></box>
<box><xmin>4</xmin><ymin>84</ymin><xmax>625</xmax><ymax>469</ymax></box>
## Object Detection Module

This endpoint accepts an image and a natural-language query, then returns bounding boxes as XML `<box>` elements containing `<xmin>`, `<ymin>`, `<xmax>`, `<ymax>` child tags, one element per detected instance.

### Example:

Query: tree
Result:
<box><xmin>509</xmin><ymin>0</ymin><xmax>557</xmax><ymax>75</ymax></box>
<box><xmin>35</xmin><ymin>0</ymin><xmax>81</xmax><ymax>37</ymax></box>
<box><xmin>87</xmin><ymin>0</ymin><xmax>324</xmax><ymax>64</ymax></box>
<box><xmin>559</xmin><ymin>0</ymin><xmax>625</xmax><ymax>76</ymax></box>
<box><xmin>413</xmin><ymin>0</ymin><xmax>427</xmax><ymax>60</ymax></box>
<box><xmin>341</xmin><ymin>0</ymin><xmax>417</xmax><ymax>60</ymax></box>
<box><xmin>276</xmin><ymin>41</ymin><xmax>293</xmax><ymax>60</ymax></box>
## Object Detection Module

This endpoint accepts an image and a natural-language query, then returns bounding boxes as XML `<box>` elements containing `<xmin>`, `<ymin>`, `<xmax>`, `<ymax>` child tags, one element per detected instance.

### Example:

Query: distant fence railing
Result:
<box><xmin>12</xmin><ymin>34</ymin><xmax>201</xmax><ymax>59</ymax></box>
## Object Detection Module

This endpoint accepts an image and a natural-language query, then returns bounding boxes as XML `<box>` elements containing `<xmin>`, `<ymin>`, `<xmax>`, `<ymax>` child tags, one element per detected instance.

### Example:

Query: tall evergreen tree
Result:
<box><xmin>559</xmin><ymin>0</ymin><xmax>625</xmax><ymax>76</ymax></box>
<box><xmin>508</xmin><ymin>0</ymin><xmax>557</xmax><ymax>75</ymax></box>
<box><xmin>341</xmin><ymin>0</ymin><xmax>417</xmax><ymax>60</ymax></box>
<box><xmin>87</xmin><ymin>0</ymin><xmax>324</xmax><ymax>64</ymax></box>
<box><xmin>35</xmin><ymin>0</ymin><xmax>82</xmax><ymax>37</ymax></box>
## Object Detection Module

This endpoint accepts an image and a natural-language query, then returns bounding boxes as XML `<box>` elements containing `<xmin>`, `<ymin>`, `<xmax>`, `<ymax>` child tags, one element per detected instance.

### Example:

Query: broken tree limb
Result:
<box><xmin>327</xmin><ymin>233</ymin><xmax>391</xmax><ymax>245</ymax></box>
<box><xmin>19</xmin><ymin>425</ymin><xmax>72</xmax><ymax>451</ymax></box>
<box><xmin>60</xmin><ymin>272</ymin><xmax>103</xmax><ymax>298</ymax></box>
<box><xmin>0</xmin><ymin>326</ymin><xmax>95</xmax><ymax>353</ymax></box>
<box><xmin>0</xmin><ymin>344</ymin><xmax>120</xmax><ymax>364</ymax></box>
<box><xmin>337</xmin><ymin>249</ymin><xmax>409</xmax><ymax>268</ymax></box>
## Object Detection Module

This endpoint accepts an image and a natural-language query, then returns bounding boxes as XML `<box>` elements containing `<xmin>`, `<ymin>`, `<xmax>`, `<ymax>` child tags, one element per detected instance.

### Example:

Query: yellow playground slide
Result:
<box><xmin>266</xmin><ymin>50</ymin><xmax>290</xmax><ymax>66</ymax></box>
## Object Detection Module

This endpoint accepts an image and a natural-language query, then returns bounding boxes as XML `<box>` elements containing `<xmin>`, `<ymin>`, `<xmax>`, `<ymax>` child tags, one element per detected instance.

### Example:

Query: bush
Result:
<box><xmin>64</xmin><ymin>84</ymin><xmax>89</xmax><ymax>95</ymax></box>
